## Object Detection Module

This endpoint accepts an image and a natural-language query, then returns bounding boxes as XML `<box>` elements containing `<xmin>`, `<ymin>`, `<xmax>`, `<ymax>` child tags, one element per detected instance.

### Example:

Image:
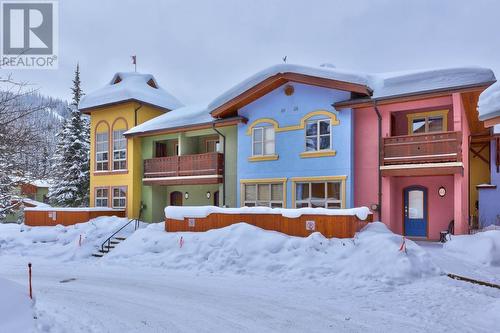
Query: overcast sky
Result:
<box><xmin>4</xmin><ymin>0</ymin><xmax>500</xmax><ymax>105</ymax></box>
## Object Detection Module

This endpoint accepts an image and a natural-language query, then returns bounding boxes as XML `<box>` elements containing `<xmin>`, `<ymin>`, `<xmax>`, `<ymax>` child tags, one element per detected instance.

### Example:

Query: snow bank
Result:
<box><xmin>0</xmin><ymin>276</ymin><xmax>35</xmax><ymax>332</ymax></box>
<box><xmin>79</xmin><ymin>72</ymin><xmax>183</xmax><ymax>111</ymax></box>
<box><xmin>478</xmin><ymin>81</ymin><xmax>500</xmax><ymax>121</ymax></box>
<box><xmin>165</xmin><ymin>205</ymin><xmax>371</xmax><ymax>221</ymax></box>
<box><xmin>24</xmin><ymin>206</ymin><xmax>123</xmax><ymax>212</ymax></box>
<box><xmin>443</xmin><ymin>230</ymin><xmax>500</xmax><ymax>266</ymax></box>
<box><xmin>106</xmin><ymin>222</ymin><xmax>439</xmax><ymax>285</ymax></box>
<box><xmin>0</xmin><ymin>216</ymin><xmax>133</xmax><ymax>261</ymax></box>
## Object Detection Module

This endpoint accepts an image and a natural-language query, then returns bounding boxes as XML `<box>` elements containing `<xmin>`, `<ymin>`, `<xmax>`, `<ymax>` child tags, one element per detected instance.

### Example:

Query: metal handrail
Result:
<box><xmin>100</xmin><ymin>208</ymin><xmax>143</xmax><ymax>253</ymax></box>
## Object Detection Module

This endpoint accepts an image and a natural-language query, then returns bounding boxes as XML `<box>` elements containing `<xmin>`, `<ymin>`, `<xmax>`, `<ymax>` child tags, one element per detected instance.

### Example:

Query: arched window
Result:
<box><xmin>112</xmin><ymin>118</ymin><xmax>128</xmax><ymax>170</ymax></box>
<box><xmin>95</xmin><ymin>121</ymin><xmax>109</xmax><ymax>171</ymax></box>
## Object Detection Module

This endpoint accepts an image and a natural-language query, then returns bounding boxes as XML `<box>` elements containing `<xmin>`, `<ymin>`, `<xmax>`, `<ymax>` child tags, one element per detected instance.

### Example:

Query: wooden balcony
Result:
<box><xmin>381</xmin><ymin>131</ymin><xmax>463</xmax><ymax>176</ymax></box>
<box><xmin>143</xmin><ymin>152</ymin><xmax>224</xmax><ymax>185</ymax></box>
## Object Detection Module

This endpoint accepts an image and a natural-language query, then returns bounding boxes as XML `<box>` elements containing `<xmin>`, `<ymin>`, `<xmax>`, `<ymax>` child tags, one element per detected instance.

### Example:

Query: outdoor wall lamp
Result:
<box><xmin>206</xmin><ymin>191</ymin><xmax>211</xmax><ymax>199</ymax></box>
<box><xmin>184</xmin><ymin>192</ymin><xmax>189</xmax><ymax>200</ymax></box>
<box><xmin>438</xmin><ymin>186</ymin><xmax>446</xmax><ymax>197</ymax></box>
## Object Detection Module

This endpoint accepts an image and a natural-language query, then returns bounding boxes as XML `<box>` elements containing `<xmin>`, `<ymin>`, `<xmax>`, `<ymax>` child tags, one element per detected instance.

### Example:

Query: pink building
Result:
<box><xmin>336</xmin><ymin>68</ymin><xmax>495</xmax><ymax>240</ymax></box>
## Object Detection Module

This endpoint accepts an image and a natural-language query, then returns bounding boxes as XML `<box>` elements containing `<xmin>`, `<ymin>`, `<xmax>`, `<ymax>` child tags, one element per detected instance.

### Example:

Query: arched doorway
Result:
<box><xmin>170</xmin><ymin>191</ymin><xmax>183</xmax><ymax>206</ymax></box>
<box><xmin>213</xmin><ymin>191</ymin><xmax>219</xmax><ymax>207</ymax></box>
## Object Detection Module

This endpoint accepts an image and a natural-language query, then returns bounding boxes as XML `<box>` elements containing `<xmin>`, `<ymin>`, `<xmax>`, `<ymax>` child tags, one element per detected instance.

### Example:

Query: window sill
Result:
<box><xmin>93</xmin><ymin>170</ymin><xmax>129</xmax><ymax>176</ymax></box>
<box><xmin>248</xmin><ymin>155</ymin><xmax>279</xmax><ymax>162</ymax></box>
<box><xmin>300</xmin><ymin>150</ymin><xmax>336</xmax><ymax>158</ymax></box>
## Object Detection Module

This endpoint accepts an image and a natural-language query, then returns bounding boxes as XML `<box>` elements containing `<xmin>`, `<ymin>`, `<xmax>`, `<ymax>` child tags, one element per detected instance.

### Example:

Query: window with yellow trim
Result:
<box><xmin>96</xmin><ymin>132</ymin><xmax>109</xmax><ymax>171</ymax></box>
<box><xmin>305</xmin><ymin>119</ymin><xmax>331</xmax><ymax>151</ymax></box>
<box><xmin>95</xmin><ymin>188</ymin><xmax>109</xmax><ymax>207</ymax></box>
<box><xmin>112</xmin><ymin>129</ymin><xmax>127</xmax><ymax>170</ymax></box>
<box><xmin>295</xmin><ymin>181</ymin><xmax>342</xmax><ymax>208</ymax></box>
<box><xmin>408</xmin><ymin>110</ymin><xmax>448</xmax><ymax>135</ymax></box>
<box><xmin>252</xmin><ymin>126</ymin><xmax>275</xmax><ymax>156</ymax></box>
<box><xmin>243</xmin><ymin>183</ymin><xmax>283</xmax><ymax>207</ymax></box>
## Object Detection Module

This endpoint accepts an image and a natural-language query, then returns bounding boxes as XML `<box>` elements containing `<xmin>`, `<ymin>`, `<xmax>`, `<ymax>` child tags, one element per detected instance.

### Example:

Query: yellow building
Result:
<box><xmin>79</xmin><ymin>72</ymin><xmax>183</xmax><ymax>219</ymax></box>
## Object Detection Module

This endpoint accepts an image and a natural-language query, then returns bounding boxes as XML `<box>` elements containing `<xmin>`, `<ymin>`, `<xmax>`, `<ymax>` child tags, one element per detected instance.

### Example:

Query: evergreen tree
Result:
<box><xmin>49</xmin><ymin>64</ymin><xmax>90</xmax><ymax>206</ymax></box>
<box><xmin>71</xmin><ymin>63</ymin><xmax>83</xmax><ymax>106</ymax></box>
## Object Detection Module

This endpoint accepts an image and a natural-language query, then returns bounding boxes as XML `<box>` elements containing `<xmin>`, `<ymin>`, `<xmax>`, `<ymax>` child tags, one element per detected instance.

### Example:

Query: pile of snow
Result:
<box><xmin>125</xmin><ymin>103</ymin><xmax>212</xmax><ymax>136</ymax></box>
<box><xmin>0</xmin><ymin>276</ymin><xmax>35</xmax><ymax>332</ymax></box>
<box><xmin>165</xmin><ymin>205</ymin><xmax>371</xmax><ymax>221</ymax></box>
<box><xmin>106</xmin><ymin>222</ymin><xmax>439</xmax><ymax>285</ymax></box>
<box><xmin>79</xmin><ymin>72</ymin><xmax>183</xmax><ymax>111</ymax></box>
<box><xmin>443</xmin><ymin>230</ymin><xmax>500</xmax><ymax>266</ymax></box>
<box><xmin>478</xmin><ymin>81</ymin><xmax>500</xmax><ymax>121</ymax></box>
<box><xmin>0</xmin><ymin>216</ymin><xmax>133</xmax><ymax>261</ymax></box>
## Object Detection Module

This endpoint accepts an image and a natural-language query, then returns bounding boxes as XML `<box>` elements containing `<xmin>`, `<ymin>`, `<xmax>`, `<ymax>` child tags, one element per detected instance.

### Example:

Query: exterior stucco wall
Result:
<box><xmin>388</xmin><ymin>176</ymin><xmax>455</xmax><ymax>240</ymax></box>
<box><xmin>236</xmin><ymin>83</ymin><xmax>353</xmax><ymax>208</ymax></box>
<box><xmin>478</xmin><ymin>138</ymin><xmax>500</xmax><ymax>227</ymax></box>
<box><xmin>88</xmin><ymin>102</ymin><xmax>165</xmax><ymax>219</ymax></box>
<box><xmin>140</xmin><ymin>126</ymin><xmax>237</xmax><ymax>222</ymax></box>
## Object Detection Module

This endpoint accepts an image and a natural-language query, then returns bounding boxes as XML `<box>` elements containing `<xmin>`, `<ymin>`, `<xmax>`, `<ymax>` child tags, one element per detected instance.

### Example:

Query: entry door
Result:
<box><xmin>170</xmin><ymin>191</ymin><xmax>183</xmax><ymax>206</ymax></box>
<box><xmin>404</xmin><ymin>186</ymin><xmax>427</xmax><ymax>237</ymax></box>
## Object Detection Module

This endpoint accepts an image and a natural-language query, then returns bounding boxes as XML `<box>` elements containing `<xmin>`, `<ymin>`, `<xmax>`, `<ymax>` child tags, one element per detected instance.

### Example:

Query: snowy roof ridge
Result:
<box><xmin>79</xmin><ymin>72</ymin><xmax>184</xmax><ymax>111</ymax></box>
<box><xmin>369</xmin><ymin>66</ymin><xmax>495</xmax><ymax>99</ymax></box>
<box><xmin>125</xmin><ymin>103</ymin><xmax>213</xmax><ymax>136</ymax></box>
<box><xmin>208</xmin><ymin>63</ymin><xmax>370</xmax><ymax>112</ymax></box>
<box><xmin>478</xmin><ymin>81</ymin><xmax>500</xmax><ymax>121</ymax></box>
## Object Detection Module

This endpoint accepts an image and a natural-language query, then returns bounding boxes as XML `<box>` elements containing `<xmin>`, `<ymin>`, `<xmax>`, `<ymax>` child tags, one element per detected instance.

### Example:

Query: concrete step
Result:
<box><xmin>114</xmin><ymin>237</ymin><xmax>126</xmax><ymax>241</ymax></box>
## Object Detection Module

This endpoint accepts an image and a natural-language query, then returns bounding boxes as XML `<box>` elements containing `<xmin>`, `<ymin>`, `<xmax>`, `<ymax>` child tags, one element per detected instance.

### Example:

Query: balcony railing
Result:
<box><xmin>144</xmin><ymin>152</ymin><xmax>224</xmax><ymax>178</ymax></box>
<box><xmin>382</xmin><ymin>131</ymin><xmax>462</xmax><ymax>165</ymax></box>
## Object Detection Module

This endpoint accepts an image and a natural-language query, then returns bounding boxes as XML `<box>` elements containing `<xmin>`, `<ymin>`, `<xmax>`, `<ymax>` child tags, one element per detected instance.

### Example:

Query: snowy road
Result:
<box><xmin>1</xmin><ymin>255</ymin><xmax>499</xmax><ymax>333</ymax></box>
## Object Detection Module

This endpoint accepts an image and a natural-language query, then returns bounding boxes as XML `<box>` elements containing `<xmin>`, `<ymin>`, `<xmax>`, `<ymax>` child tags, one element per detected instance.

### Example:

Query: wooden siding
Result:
<box><xmin>25</xmin><ymin>209</ymin><xmax>126</xmax><ymax>227</ymax></box>
<box><xmin>166</xmin><ymin>213</ymin><xmax>372</xmax><ymax>238</ymax></box>
<box><xmin>382</xmin><ymin>131</ymin><xmax>462</xmax><ymax>165</ymax></box>
<box><xmin>143</xmin><ymin>152</ymin><xmax>224</xmax><ymax>185</ymax></box>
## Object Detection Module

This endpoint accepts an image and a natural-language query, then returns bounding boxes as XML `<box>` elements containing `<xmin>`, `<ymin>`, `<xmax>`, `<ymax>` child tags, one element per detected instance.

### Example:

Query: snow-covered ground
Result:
<box><xmin>1</xmin><ymin>219</ymin><xmax>499</xmax><ymax>332</ymax></box>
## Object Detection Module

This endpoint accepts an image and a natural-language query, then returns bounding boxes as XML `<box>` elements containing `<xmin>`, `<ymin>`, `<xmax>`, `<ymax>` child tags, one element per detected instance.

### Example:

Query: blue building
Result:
<box><xmin>208</xmin><ymin>65</ymin><xmax>372</xmax><ymax>209</ymax></box>
<box><xmin>477</xmin><ymin>125</ymin><xmax>500</xmax><ymax>228</ymax></box>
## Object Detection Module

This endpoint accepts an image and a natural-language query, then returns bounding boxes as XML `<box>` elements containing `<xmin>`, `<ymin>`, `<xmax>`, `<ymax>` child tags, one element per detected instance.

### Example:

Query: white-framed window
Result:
<box><xmin>112</xmin><ymin>187</ymin><xmax>126</xmax><ymax>209</ymax></box>
<box><xmin>95</xmin><ymin>188</ymin><xmax>109</xmax><ymax>207</ymax></box>
<box><xmin>243</xmin><ymin>183</ymin><xmax>283</xmax><ymax>208</ymax></box>
<box><xmin>113</xmin><ymin>129</ymin><xmax>127</xmax><ymax>170</ymax></box>
<box><xmin>305</xmin><ymin>119</ymin><xmax>331</xmax><ymax>152</ymax></box>
<box><xmin>96</xmin><ymin>132</ymin><xmax>109</xmax><ymax>171</ymax></box>
<box><xmin>295</xmin><ymin>181</ymin><xmax>342</xmax><ymax>208</ymax></box>
<box><xmin>252</xmin><ymin>126</ymin><xmax>275</xmax><ymax>156</ymax></box>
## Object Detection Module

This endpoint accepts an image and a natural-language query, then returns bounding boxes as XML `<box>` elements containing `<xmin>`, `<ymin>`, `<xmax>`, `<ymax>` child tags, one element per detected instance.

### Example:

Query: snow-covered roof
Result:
<box><xmin>125</xmin><ymin>104</ymin><xmax>213</xmax><ymax>136</ymax></box>
<box><xmin>30</xmin><ymin>180</ymin><xmax>51</xmax><ymax>188</ymax></box>
<box><xmin>208</xmin><ymin>64</ymin><xmax>370</xmax><ymax>111</ymax></box>
<box><xmin>370</xmin><ymin>67</ymin><xmax>495</xmax><ymax>99</ymax></box>
<box><xmin>478</xmin><ymin>81</ymin><xmax>500</xmax><ymax>121</ymax></box>
<box><xmin>210</xmin><ymin>64</ymin><xmax>495</xmax><ymax>112</ymax></box>
<box><xmin>79</xmin><ymin>72</ymin><xmax>183</xmax><ymax>111</ymax></box>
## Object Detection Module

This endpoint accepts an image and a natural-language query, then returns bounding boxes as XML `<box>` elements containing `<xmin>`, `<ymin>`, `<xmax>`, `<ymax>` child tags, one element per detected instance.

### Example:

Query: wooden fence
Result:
<box><xmin>166</xmin><ymin>213</ymin><xmax>372</xmax><ymax>238</ymax></box>
<box><xmin>24</xmin><ymin>208</ymin><xmax>126</xmax><ymax>227</ymax></box>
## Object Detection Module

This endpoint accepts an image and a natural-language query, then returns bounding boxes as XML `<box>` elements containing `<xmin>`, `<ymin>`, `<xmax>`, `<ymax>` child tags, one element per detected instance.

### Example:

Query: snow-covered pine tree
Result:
<box><xmin>49</xmin><ymin>64</ymin><xmax>90</xmax><ymax>206</ymax></box>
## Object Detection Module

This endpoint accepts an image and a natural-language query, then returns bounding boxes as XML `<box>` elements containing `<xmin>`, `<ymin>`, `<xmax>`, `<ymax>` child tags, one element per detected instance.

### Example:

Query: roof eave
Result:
<box><xmin>124</xmin><ymin>116</ymin><xmax>246</xmax><ymax>138</ymax></box>
<box><xmin>210</xmin><ymin>72</ymin><xmax>372</xmax><ymax>118</ymax></box>
<box><xmin>334</xmin><ymin>80</ymin><xmax>496</xmax><ymax>109</ymax></box>
<box><xmin>79</xmin><ymin>98</ymin><xmax>173</xmax><ymax>114</ymax></box>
